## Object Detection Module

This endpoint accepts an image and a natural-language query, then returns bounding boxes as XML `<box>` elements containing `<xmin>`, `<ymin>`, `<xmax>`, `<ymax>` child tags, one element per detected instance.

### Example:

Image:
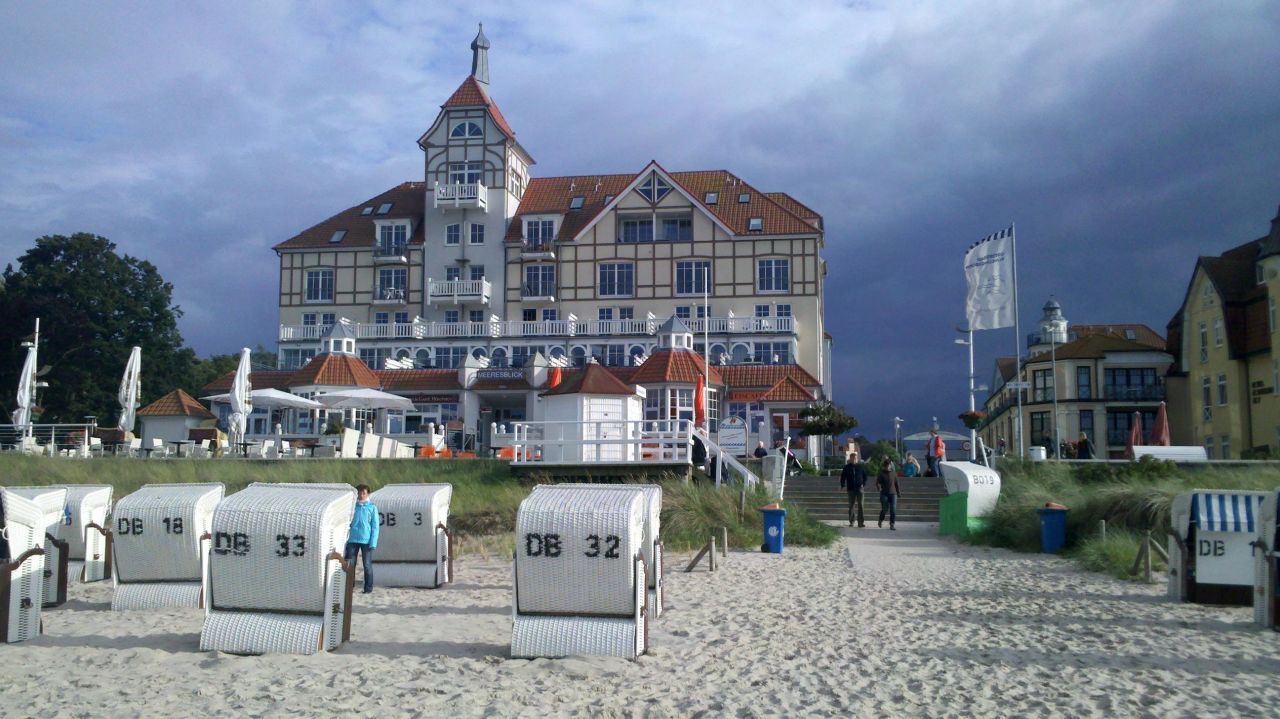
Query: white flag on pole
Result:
<box><xmin>964</xmin><ymin>226</ymin><xmax>1016</xmax><ymax>330</ymax></box>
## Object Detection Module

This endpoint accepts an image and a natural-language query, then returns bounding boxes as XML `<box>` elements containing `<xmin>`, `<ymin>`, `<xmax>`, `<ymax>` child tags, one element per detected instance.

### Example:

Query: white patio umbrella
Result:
<box><xmin>202</xmin><ymin>387</ymin><xmax>323</xmax><ymax>410</ymax></box>
<box><xmin>11</xmin><ymin>345</ymin><xmax>36</xmax><ymax>431</ymax></box>
<box><xmin>228</xmin><ymin>347</ymin><xmax>253</xmax><ymax>445</ymax></box>
<box><xmin>314</xmin><ymin>387</ymin><xmax>415</xmax><ymax>411</ymax></box>
<box><xmin>117</xmin><ymin>346</ymin><xmax>142</xmax><ymax>433</ymax></box>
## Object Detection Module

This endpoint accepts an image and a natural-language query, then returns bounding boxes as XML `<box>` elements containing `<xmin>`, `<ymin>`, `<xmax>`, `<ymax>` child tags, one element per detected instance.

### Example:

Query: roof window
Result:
<box><xmin>376</xmin><ymin>203</ymin><xmax>393</xmax><ymax>215</ymax></box>
<box><xmin>747</xmin><ymin>217</ymin><xmax>763</xmax><ymax>232</ymax></box>
<box><xmin>704</xmin><ymin>192</ymin><xmax>719</xmax><ymax>205</ymax></box>
<box><xmin>569</xmin><ymin>196</ymin><xmax>585</xmax><ymax>210</ymax></box>
<box><xmin>329</xmin><ymin>230</ymin><xmax>347</xmax><ymax>243</ymax></box>
<box><xmin>738</xmin><ymin>192</ymin><xmax>750</xmax><ymax>204</ymax></box>
<box><xmin>361</xmin><ymin>207</ymin><xmax>373</xmax><ymax>216</ymax></box>
<box><xmin>1124</xmin><ymin>329</ymin><xmax>1136</xmax><ymax>340</ymax></box>
<box><xmin>604</xmin><ymin>194</ymin><xmax>615</xmax><ymax>204</ymax></box>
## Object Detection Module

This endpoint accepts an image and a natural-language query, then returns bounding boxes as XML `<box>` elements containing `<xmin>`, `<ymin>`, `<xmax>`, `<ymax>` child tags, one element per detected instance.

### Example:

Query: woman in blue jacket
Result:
<box><xmin>345</xmin><ymin>484</ymin><xmax>379</xmax><ymax>593</ymax></box>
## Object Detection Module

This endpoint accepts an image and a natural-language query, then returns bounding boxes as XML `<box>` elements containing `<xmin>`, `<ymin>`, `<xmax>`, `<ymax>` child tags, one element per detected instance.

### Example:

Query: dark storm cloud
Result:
<box><xmin>0</xmin><ymin>2</ymin><xmax>1277</xmax><ymax>438</ymax></box>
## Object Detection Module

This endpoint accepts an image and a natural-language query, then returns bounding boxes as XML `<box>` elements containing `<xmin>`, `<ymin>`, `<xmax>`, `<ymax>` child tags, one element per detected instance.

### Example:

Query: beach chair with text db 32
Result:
<box><xmin>2</xmin><ymin>486</ymin><xmax>70</xmax><ymax>608</ymax></box>
<box><xmin>544</xmin><ymin>484</ymin><xmax>664</xmax><ymax>620</ymax></box>
<box><xmin>511</xmin><ymin>486</ymin><xmax>649</xmax><ymax>659</ymax></box>
<box><xmin>111</xmin><ymin>483</ymin><xmax>224</xmax><ymax>611</ymax></box>
<box><xmin>0</xmin><ymin>488</ymin><xmax>61</xmax><ymax>642</ymax></box>
<box><xmin>368</xmin><ymin>483</ymin><xmax>453</xmax><ymax>588</ymax></box>
<box><xmin>199</xmin><ymin>483</ymin><xmax>356</xmax><ymax>655</ymax></box>
<box><xmin>1169</xmin><ymin>490</ymin><xmax>1268</xmax><ymax>606</ymax></box>
<box><xmin>64</xmin><ymin>485</ymin><xmax>113</xmax><ymax>583</ymax></box>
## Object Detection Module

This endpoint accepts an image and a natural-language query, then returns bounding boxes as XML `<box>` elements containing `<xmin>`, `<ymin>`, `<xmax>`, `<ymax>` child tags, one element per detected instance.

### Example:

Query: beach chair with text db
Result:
<box><xmin>511</xmin><ymin>486</ymin><xmax>648</xmax><ymax>659</ymax></box>
<box><xmin>1169</xmin><ymin>489</ymin><xmax>1268</xmax><ymax>606</ymax></box>
<box><xmin>368</xmin><ymin>483</ymin><xmax>453</xmax><ymax>588</ymax></box>
<box><xmin>64</xmin><ymin>485</ymin><xmax>114</xmax><ymax>583</ymax></box>
<box><xmin>545</xmin><ymin>484</ymin><xmax>664</xmax><ymax>619</ymax></box>
<box><xmin>200</xmin><ymin>483</ymin><xmax>356</xmax><ymax>654</ymax></box>
<box><xmin>0</xmin><ymin>488</ymin><xmax>61</xmax><ymax>642</ymax></box>
<box><xmin>2</xmin><ymin>486</ymin><xmax>70</xmax><ymax>608</ymax></box>
<box><xmin>111</xmin><ymin>483</ymin><xmax>224</xmax><ymax>611</ymax></box>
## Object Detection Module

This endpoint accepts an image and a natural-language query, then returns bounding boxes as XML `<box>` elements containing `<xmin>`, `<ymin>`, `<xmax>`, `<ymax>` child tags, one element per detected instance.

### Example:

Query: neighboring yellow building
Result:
<box><xmin>1166</xmin><ymin>205</ymin><xmax>1280</xmax><ymax>458</ymax></box>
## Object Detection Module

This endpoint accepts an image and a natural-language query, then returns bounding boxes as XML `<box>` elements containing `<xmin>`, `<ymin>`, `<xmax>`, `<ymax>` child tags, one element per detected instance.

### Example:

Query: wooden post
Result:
<box><xmin>685</xmin><ymin>539</ymin><xmax>715</xmax><ymax>573</ymax></box>
<box><xmin>1129</xmin><ymin>536</ymin><xmax>1148</xmax><ymax>576</ymax></box>
<box><xmin>1144</xmin><ymin>530</ymin><xmax>1153</xmax><ymax>583</ymax></box>
<box><xmin>719</xmin><ymin>527</ymin><xmax>728</xmax><ymax>557</ymax></box>
<box><xmin>708</xmin><ymin>537</ymin><xmax>718</xmax><ymax>572</ymax></box>
<box><xmin>1099</xmin><ymin>519</ymin><xmax>1106</xmax><ymax>542</ymax></box>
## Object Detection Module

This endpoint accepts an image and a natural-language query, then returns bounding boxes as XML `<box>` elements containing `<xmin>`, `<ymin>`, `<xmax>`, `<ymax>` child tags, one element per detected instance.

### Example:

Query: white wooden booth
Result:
<box><xmin>111</xmin><ymin>483</ymin><xmax>224</xmax><ymax>611</ymax></box>
<box><xmin>511</xmin><ymin>486</ymin><xmax>648</xmax><ymax>659</ymax></box>
<box><xmin>538</xmin><ymin>365</ymin><xmax>646</xmax><ymax>464</ymax></box>
<box><xmin>3</xmin><ymin>486</ymin><xmax>70</xmax><ymax>607</ymax></box>
<box><xmin>0</xmin><ymin>489</ymin><xmax>55</xmax><ymax>642</ymax></box>
<box><xmin>368</xmin><ymin>483</ymin><xmax>453</xmax><ymax>588</ymax></box>
<box><xmin>1168</xmin><ymin>490</ymin><xmax>1268</xmax><ymax>606</ymax></box>
<box><xmin>64</xmin><ymin>485</ymin><xmax>113</xmax><ymax>583</ymax></box>
<box><xmin>200</xmin><ymin>483</ymin><xmax>356</xmax><ymax>654</ymax></box>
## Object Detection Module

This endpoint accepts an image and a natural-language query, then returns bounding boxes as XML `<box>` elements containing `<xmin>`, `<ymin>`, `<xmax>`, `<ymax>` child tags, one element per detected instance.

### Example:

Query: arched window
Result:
<box><xmin>570</xmin><ymin>346</ymin><xmax>587</xmax><ymax>367</ymax></box>
<box><xmin>471</xmin><ymin>347</ymin><xmax>488</xmax><ymax>360</ymax></box>
<box><xmin>491</xmin><ymin>347</ymin><xmax>508</xmax><ymax>368</ymax></box>
<box><xmin>414</xmin><ymin>349</ymin><xmax>431</xmax><ymax>369</ymax></box>
<box><xmin>451</xmin><ymin>121</ymin><xmax>483</xmax><ymax>138</ymax></box>
<box><xmin>629</xmin><ymin>345</ymin><xmax>646</xmax><ymax>365</ymax></box>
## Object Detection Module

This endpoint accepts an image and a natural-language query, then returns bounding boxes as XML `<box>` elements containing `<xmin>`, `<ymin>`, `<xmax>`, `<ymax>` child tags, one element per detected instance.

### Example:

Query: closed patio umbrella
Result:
<box><xmin>228</xmin><ymin>348</ymin><xmax>253</xmax><ymax>446</ymax></box>
<box><xmin>1125</xmin><ymin>411</ymin><xmax>1144</xmax><ymax>460</ymax></box>
<box><xmin>547</xmin><ymin>367</ymin><xmax>562</xmax><ymax>389</ymax></box>
<box><xmin>694</xmin><ymin>375</ymin><xmax>706</xmax><ymax>428</ymax></box>
<box><xmin>1149</xmin><ymin>402</ymin><xmax>1171</xmax><ymax>446</ymax></box>
<box><xmin>11</xmin><ymin>345</ymin><xmax>36</xmax><ymax>433</ymax></box>
<box><xmin>117</xmin><ymin>346</ymin><xmax>141</xmax><ymax>434</ymax></box>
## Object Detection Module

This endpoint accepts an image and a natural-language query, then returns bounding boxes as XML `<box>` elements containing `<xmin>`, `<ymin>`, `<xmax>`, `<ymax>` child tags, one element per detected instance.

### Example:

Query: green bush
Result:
<box><xmin>660</xmin><ymin>480</ymin><xmax>838</xmax><ymax>551</ymax></box>
<box><xmin>1073</xmin><ymin>529</ymin><xmax>1166</xmax><ymax>581</ymax></box>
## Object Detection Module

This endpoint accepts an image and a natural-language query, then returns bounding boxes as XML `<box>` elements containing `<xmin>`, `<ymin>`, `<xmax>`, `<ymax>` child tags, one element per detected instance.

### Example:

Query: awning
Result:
<box><xmin>1190</xmin><ymin>492</ymin><xmax>1265</xmax><ymax>533</ymax></box>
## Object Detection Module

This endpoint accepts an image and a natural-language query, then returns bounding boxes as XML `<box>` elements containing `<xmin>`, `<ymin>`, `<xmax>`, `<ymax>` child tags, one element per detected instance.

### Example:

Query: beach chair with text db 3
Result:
<box><xmin>64</xmin><ymin>485</ymin><xmax>113</xmax><ymax>583</ymax></box>
<box><xmin>368</xmin><ymin>483</ymin><xmax>453</xmax><ymax>588</ymax></box>
<box><xmin>3</xmin><ymin>486</ymin><xmax>70</xmax><ymax>608</ymax></box>
<box><xmin>200</xmin><ymin>483</ymin><xmax>356</xmax><ymax>654</ymax></box>
<box><xmin>1169</xmin><ymin>490</ymin><xmax>1268</xmax><ymax>606</ymax></box>
<box><xmin>111</xmin><ymin>483</ymin><xmax>224</xmax><ymax>611</ymax></box>
<box><xmin>0</xmin><ymin>488</ymin><xmax>61</xmax><ymax>642</ymax></box>
<box><xmin>511</xmin><ymin>486</ymin><xmax>649</xmax><ymax>659</ymax></box>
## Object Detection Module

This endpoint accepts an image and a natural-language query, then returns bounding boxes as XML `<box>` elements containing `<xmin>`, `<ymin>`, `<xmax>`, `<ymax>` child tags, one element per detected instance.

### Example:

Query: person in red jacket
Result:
<box><xmin>925</xmin><ymin>429</ymin><xmax>946</xmax><ymax>477</ymax></box>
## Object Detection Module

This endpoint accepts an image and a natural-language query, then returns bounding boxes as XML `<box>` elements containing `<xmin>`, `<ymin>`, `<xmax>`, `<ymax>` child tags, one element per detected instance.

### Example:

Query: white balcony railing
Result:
<box><xmin>433</xmin><ymin>182</ymin><xmax>488</xmax><ymax>210</ymax></box>
<box><xmin>373</xmin><ymin>243</ymin><xmax>408</xmax><ymax>262</ymax></box>
<box><xmin>280</xmin><ymin>315</ymin><xmax>796</xmax><ymax>343</ymax></box>
<box><xmin>373</xmin><ymin>287</ymin><xmax>407</xmax><ymax>304</ymax></box>
<box><xmin>426</xmin><ymin>278</ymin><xmax>492</xmax><ymax>305</ymax></box>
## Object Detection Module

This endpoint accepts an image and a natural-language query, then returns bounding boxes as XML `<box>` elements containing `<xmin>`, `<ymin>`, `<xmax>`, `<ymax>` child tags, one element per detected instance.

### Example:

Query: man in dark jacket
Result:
<box><xmin>875</xmin><ymin>459</ymin><xmax>900</xmax><ymax>530</ymax></box>
<box><xmin>840</xmin><ymin>452</ymin><xmax>868</xmax><ymax>527</ymax></box>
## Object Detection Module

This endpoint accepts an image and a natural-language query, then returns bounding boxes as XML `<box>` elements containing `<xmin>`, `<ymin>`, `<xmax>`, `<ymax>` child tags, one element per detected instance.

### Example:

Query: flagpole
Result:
<box><xmin>1011</xmin><ymin>223</ymin><xmax>1024</xmax><ymax>457</ymax></box>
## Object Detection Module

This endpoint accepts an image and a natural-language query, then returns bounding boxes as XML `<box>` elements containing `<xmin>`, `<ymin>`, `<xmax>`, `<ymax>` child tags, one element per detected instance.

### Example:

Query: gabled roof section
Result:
<box><xmin>630</xmin><ymin>349</ymin><xmax>723</xmax><ymax>385</ymax></box>
<box><xmin>541</xmin><ymin>362</ymin><xmax>636</xmax><ymax>396</ymax></box>
<box><xmin>503</xmin><ymin>172</ymin><xmax>636</xmax><ymax>242</ymax></box>
<box><xmin>765</xmin><ymin>192</ymin><xmax>822</xmax><ymax>230</ymax></box>
<box><xmin>441</xmin><ymin>75</ymin><xmax>516</xmax><ymax>138</ymax></box>
<box><xmin>994</xmin><ymin>357</ymin><xmax>1018</xmax><ymax>383</ymax></box>
<box><xmin>289</xmin><ymin>353</ymin><xmax>380</xmax><ymax>388</ymax></box>
<box><xmin>202</xmin><ymin>369</ymin><xmax>294</xmax><ymax>393</ymax></box>
<box><xmin>566</xmin><ymin>162</ymin><xmax>737</xmax><ymax>242</ymax></box>
<box><xmin>1069</xmin><ymin>324</ymin><xmax>1165</xmax><ymax>349</ymax></box>
<box><xmin>138</xmin><ymin>389</ymin><xmax>216</xmax><ymax>419</ymax></box>
<box><xmin>274</xmin><ymin>183</ymin><xmax>425</xmax><ymax>251</ymax></box>
<box><xmin>377</xmin><ymin>369</ymin><xmax>460</xmax><ymax>392</ymax></box>
<box><xmin>717</xmin><ymin>365</ymin><xmax>820</xmax><ymax>389</ymax></box>
<box><xmin>1027</xmin><ymin>334</ymin><xmax>1169</xmax><ymax>362</ymax></box>
<box><xmin>758</xmin><ymin>376</ymin><xmax>816</xmax><ymax>403</ymax></box>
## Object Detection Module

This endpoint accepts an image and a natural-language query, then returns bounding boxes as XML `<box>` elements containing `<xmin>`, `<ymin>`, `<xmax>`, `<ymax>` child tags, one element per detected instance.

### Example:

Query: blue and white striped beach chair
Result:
<box><xmin>1169</xmin><ymin>489</ymin><xmax>1268</xmax><ymax>605</ymax></box>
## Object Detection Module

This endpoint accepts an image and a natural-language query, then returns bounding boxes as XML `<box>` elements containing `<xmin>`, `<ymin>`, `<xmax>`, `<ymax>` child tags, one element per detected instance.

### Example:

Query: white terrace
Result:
<box><xmin>280</xmin><ymin>314</ymin><xmax>795</xmax><ymax>342</ymax></box>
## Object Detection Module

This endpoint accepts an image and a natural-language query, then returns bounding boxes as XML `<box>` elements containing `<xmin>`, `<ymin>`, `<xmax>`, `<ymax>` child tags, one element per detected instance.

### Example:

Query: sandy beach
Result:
<box><xmin>3</xmin><ymin>524</ymin><xmax>1279</xmax><ymax>717</ymax></box>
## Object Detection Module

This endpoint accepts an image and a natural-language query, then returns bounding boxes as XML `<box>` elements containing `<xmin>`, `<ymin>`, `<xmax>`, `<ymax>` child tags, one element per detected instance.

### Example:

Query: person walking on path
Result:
<box><xmin>876</xmin><ymin>459</ymin><xmax>900</xmax><ymax>530</ymax></box>
<box><xmin>345</xmin><ymin>484</ymin><xmax>380</xmax><ymax>594</ymax></box>
<box><xmin>840</xmin><ymin>451</ymin><xmax>868</xmax><ymax>527</ymax></box>
<box><xmin>925</xmin><ymin>429</ymin><xmax>946</xmax><ymax>477</ymax></box>
<box><xmin>1076</xmin><ymin>431</ymin><xmax>1096</xmax><ymax>460</ymax></box>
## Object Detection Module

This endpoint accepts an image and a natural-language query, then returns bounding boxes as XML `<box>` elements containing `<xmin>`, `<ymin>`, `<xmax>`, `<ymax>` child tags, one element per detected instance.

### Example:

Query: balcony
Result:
<box><xmin>688</xmin><ymin>316</ymin><xmax>794</xmax><ymax>334</ymax></box>
<box><xmin>426</xmin><ymin>278</ymin><xmax>491</xmax><ymax>305</ymax></box>
<box><xmin>434</xmin><ymin>182</ymin><xmax>488</xmax><ymax>211</ymax></box>
<box><xmin>522</xmin><ymin>283</ymin><xmax>557</xmax><ymax>302</ymax></box>
<box><xmin>1103</xmin><ymin>385</ymin><xmax>1165</xmax><ymax>402</ymax></box>
<box><xmin>520</xmin><ymin>239</ymin><xmax>556</xmax><ymax>260</ymax></box>
<box><xmin>373</xmin><ymin>243</ymin><xmax>408</xmax><ymax>263</ymax></box>
<box><xmin>372</xmin><ymin>286</ymin><xmax>407</xmax><ymax>305</ymax></box>
<box><xmin>280</xmin><ymin>315</ymin><xmax>799</xmax><ymax>343</ymax></box>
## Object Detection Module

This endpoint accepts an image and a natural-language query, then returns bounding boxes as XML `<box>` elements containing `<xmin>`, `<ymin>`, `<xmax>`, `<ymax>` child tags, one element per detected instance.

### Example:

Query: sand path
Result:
<box><xmin>2</xmin><ymin>525</ymin><xmax>1278</xmax><ymax>717</ymax></box>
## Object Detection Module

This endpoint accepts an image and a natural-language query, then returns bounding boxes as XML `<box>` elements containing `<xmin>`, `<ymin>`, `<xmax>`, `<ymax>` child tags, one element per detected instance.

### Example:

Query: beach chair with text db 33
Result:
<box><xmin>0</xmin><ymin>488</ymin><xmax>61</xmax><ymax>642</ymax></box>
<box><xmin>200</xmin><ymin>483</ymin><xmax>356</xmax><ymax>654</ymax></box>
<box><xmin>511</xmin><ymin>486</ymin><xmax>649</xmax><ymax>659</ymax></box>
<box><xmin>1169</xmin><ymin>490</ymin><xmax>1268</xmax><ymax>606</ymax></box>
<box><xmin>111</xmin><ymin>483</ymin><xmax>224</xmax><ymax>611</ymax></box>
<box><xmin>64</xmin><ymin>485</ymin><xmax>113</xmax><ymax>583</ymax></box>
<box><xmin>368</xmin><ymin>483</ymin><xmax>453</xmax><ymax>588</ymax></box>
<box><xmin>3</xmin><ymin>486</ymin><xmax>70</xmax><ymax>608</ymax></box>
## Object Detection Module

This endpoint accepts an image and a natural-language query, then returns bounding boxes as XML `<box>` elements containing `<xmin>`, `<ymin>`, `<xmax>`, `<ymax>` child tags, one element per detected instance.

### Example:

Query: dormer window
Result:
<box><xmin>747</xmin><ymin>217</ymin><xmax>763</xmax><ymax>232</ymax></box>
<box><xmin>450</xmin><ymin>121</ymin><xmax>483</xmax><ymax>138</ymax></box>
<box><xmin>738</xmin><ymin>192</ymin><xmax>750</xmax><ymax>203</ymax></box>
<box><xmin>569</xmin><ymin>196</ymin><xmax>585</xmax><ymax>210</ymax></box>
<box><xmin>637</xmin><ymin>172</ymin><xmax>673</xmax><ymax>203</ymax></box>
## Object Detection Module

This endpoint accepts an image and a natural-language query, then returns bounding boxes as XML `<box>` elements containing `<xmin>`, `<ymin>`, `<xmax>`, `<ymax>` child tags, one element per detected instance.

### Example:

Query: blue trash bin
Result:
<box><xmin>1037</xmin><ymin>507</ymin><xmax>1069</xmax><ymax>553</ymax></box>
<box><xmin>761</xmin><ymin>507</ymin><xmax>787</xmax><ymax>554</ymax></box>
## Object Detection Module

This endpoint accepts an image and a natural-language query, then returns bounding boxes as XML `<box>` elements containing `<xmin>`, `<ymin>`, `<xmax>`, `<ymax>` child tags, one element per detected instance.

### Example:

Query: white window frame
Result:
<box><xmin>450</xmin><ymin>121</ymin><xmax>483</xmax><ymax>139</ymax></box>
<box><xmin>446</xmin><ymin>224</ymin><xmax>461</xmax><ymax>246</ymax></box>
<box><xmin>304</xmin><ymin>269</ymin><xmax>335</xmax><ymax>303</ymax></box>
<box><xmin>757</xmin><ymin>258</ymin><xmax>790</xmax><ymax>293</ymax></box>
<box><xmin>599</xmin><ymin>262</ymin><xmax>635</xmax><ymax>298</ymax></box>
<box><xmin>675</xmin><ymin>260</ymin><xmax>711</xmax><ymax>295</ymax></box>
<box><xmin>1214</xmin><ymin>318</ymin><xmax>1223</xmax><ymax>347</ymax></box>
<box><xmin>448</xmin><ymin>162</ymin><xmax>482</xmax><ymax>185</ymax></box>
<box><xmin>469</xmin><ymin>223</ymin><xmax>485</xmax><ymax>245</ymax></box>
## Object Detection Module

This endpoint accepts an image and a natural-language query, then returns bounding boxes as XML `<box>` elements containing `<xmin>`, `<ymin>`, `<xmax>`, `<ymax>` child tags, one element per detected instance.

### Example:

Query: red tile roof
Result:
<box><xmin>274</xmin><ymin>182</ymin><xmax>425</xmax><ymax>251</ymax></box>
<box><xmin>138</xmin><ymin>389</ymin><xmax>215</xmax><ymax>419</ymax></box>
<box><xmin>503</xmin><ymin>168</ymin><xmax>822</xmax><ymax>242</ymax></box>
<box><xmin>542</xmin><ymin>363</ymin><xmax>636</xmax><ymax>396</ymax></box>
<box><xmin>202</xmin><ymin>370</ymin><xmax>294</xmax><ymax>393</ymax></box>
<box><xmin>442</xmin><ymin>76</ymin><xmax>516</xmax><ymax>138</ymax></box>
<box><xmin>717</xmin><ymin>365</ymin><xmax>820</xmax><ymax>389</ymax></box>
<box><xmin>758</xmin><ymin>377</ymin><xmax>816</xmax><ymax>402</ymax></box>
<box><xmin>1028</xmin><ymin>334</ymin><xmax>1167</xmax><ymax>362</ymax></box>
<box><xmin>629</xmin><ymin>349</ymin><xmax>723</xmax><ymax>385</ymax></box>
<box><xmin>377</xmin><ymin>369</ymin><xmax>461</xmax><ymax>392</ymax></box>
<box><xmin>764</xmin><ymin>192</ymin><xmax>822</xmax><ymax>230</ymax></box>
<box><xmin>289</xmin><ymin>353</ymin><xmax>380</xmax><ymax>388</ymax></box>
<box><xmin>1069</xmin><ymin>324</ymin><xmax>1165</xmax><ymax>350</ymax></box>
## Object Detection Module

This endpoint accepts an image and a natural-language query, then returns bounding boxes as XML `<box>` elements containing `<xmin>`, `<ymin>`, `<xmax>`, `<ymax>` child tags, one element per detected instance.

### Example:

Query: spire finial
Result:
<box><xmin>470</xmin><ymin>23</ymin><xmax>490</xmax><ymax>85</ymax></box>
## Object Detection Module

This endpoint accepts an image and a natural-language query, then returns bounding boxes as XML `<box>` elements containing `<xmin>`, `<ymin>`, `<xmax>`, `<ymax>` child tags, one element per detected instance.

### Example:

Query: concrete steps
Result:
<box><xmin>785</xmin><ymin>475</ymin><xmax>945</xmax><ymax>523</ymax></box>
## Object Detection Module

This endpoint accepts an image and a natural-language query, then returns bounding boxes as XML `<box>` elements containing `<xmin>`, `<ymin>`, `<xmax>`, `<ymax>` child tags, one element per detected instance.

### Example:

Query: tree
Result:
<box><xmin>797</xmin><ymin>400</ymin><xmax>858</xmax><ymax>438</ymax></box>
<box><xmin>0</xmin><ymin>233</ymin><xmax>196</xmax><ymax>424</ymax></box>
<box><xmin>186</xmin><ymin>345</ymin><xmax>278</xmax><ymax>398</ymax></box>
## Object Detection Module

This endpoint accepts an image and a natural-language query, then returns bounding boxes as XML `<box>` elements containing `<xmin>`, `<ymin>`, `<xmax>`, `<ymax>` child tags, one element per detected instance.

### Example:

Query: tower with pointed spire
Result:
<box><xmin>470</xmin><ymin>23</ymin><xmax>490</xmax><ymax>85</ymax></box>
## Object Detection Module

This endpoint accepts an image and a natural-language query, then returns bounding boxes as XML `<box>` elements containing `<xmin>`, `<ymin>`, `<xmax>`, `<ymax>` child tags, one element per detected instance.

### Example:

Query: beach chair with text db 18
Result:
<box><xmin>200</xmin><ymin>483</ymin><xmax>356</xmax><ymax>655</ymax></box>
<box><xmin>544</xmin><ymin>484</ymin><xmax>664</xmax><ymax>619</ymax></box>
<box><xmin>111</xmin><ymin>483</ymin><xmax>224</xmax><ymax>611</ymax></box>
<box><xmin>1251</xmin><ymin>489</ymin><xmax>1280</xmax><ymax>629</ymax></box>
<box><xmin>368</xmin><ymin>483</ymin><xmax>453</xmax><ymax>588</ymax></box>
<box><xmin>2</xmin><ymin>486</ymin><xmax>70</xmax><ymax>608</ymax></box>
<box><xmin>0</xmin><ymin>488</ymin><xmax>61</xmax><ymax>642</ymax></box>
<box><xmin>1169</xmin><ymin>489</ymin><xmax>1268</xmax><ymax>606</ymax></box>
<box><xmin>64</xmin><ymin>485</ymin><xmax>113</xmax><ymax>583</ymax></box>
<box><xmin>511</xmin><ymin>486</ymin><xmax>649</xmax><ymax>659</ymax></box>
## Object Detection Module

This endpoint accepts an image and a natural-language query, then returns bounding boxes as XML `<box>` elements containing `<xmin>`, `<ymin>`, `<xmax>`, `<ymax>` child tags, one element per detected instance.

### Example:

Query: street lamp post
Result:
<box><xmin>893</xmin><ymin>416</ymin><xmax>903</xmax><ymax>460</ymax></box>
<box><xmin>955</xmin><ymin>325</ymin><xmax>977</xmax><ymax>461</ymax></box>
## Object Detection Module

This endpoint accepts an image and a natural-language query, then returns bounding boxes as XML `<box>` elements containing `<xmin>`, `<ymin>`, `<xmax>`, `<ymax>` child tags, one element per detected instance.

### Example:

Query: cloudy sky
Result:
<box><xmin>2</xmin><ymin>2</ymin><xmax>1278</xmax><ymax>439</ymax></box>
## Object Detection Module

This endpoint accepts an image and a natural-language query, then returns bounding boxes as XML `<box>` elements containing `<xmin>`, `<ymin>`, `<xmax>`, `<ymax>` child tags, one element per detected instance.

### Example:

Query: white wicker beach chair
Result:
<box><xmin>511</xmin><ymin>486</ymin><xmax>648</xmax><ymax>659</ymax></box>
<box><xmin>368</xmin><ymin>484</ymin><xmax>453</xmax><ymax>588</ymax></box>
<box><xmin>111</xmin><ymin>483</ymin><xmax>224</xmax><ymax>611</ymax></box>
<box><xmin>541</xmin><ymin>484</ymin><xmax>663</xmax><ymax>619</ymax></box>
<box><xmin>63</xmin><ymin>485</ymin><xmax>114</xmax><ymax>583</ymax></box>
<box><xmin>340</xmin><ymin>428</ymin><xmax>361</xmax><ymax>459</ymax></box>
<box><xmin>199</xmin><ymin>483</ymin><xmax>356</xmax><ymax>655</ymax></box>
<box><xmin>2</xmin><ymin>486</ymin><xmax>70</xmax><ymax>607</ymax></box>
<box><xmin>1169</xmin><ymin>489</ymin><xmax>1268</xmax><ymax>606</ymax></box>
<box><xmin>0</xmin><ymin>490</ymin><xmax>51</xmax><ymax>642</ymax></box>
<box><xmin>1254</xmin><ymin>489</ymin><xmax>1280</xmax><ymax>628</ymax></box>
